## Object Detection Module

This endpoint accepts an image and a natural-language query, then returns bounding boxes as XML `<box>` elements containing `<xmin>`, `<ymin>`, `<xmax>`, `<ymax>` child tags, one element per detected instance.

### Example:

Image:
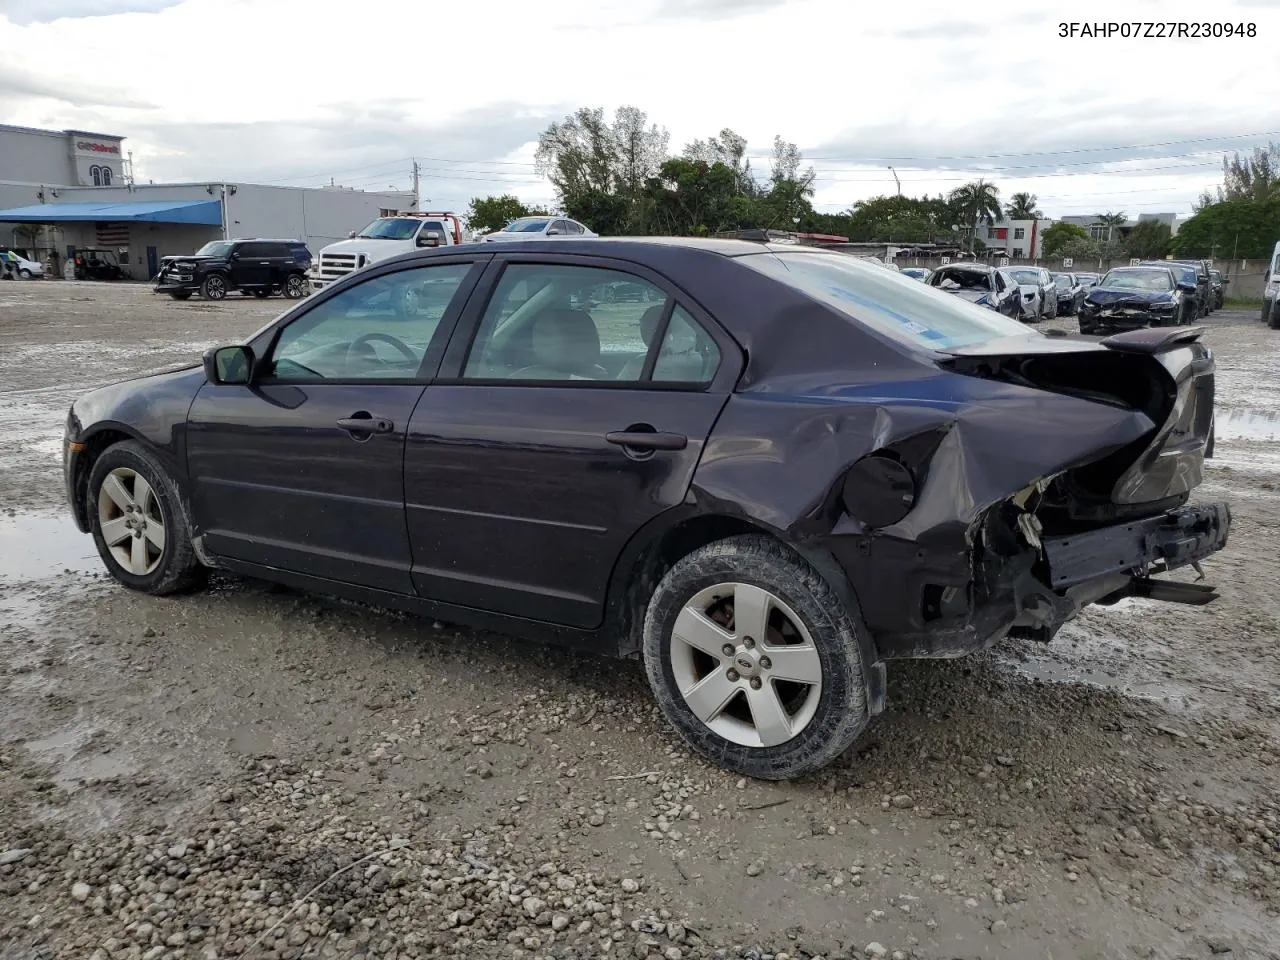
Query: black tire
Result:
<box><xmin>168</xmin><ymin>290</ymin><xmax>192</xmax><ymax>301</ymax></box>
<box><xmin>642</xmin><ymin>534</ymin><xmax>870</xmax><ymax>781</ymax></box>
<box><xmin>1269</xmin><ymin>301</ymin><xmax>1280</xmax><ymax>330</ymax></box>
<box><xmin>201</xmin><ymin>274</ymin><xmax>228</xmax><ymax>300</ymax></box>
<box><xmin>18</xmin><ymin>268</ymin><xmax>33</xmax><ymax>279</ymax></box>
<box><xmin>87</xmin><ymin>440</ymin><xmax>205</xmax><ymax>596</ymax></box>
<box><xmin>282</xmin><ymin>273</ymin><xmax>308</xmax><ymax>299</ymax></box>
<box><xmin>252</xmin><ymin>288</ymin><xmax>272</xmax><ymax>298</ymax></box>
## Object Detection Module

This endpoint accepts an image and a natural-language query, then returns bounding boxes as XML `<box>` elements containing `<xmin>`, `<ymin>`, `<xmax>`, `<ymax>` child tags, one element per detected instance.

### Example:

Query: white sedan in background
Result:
<box><xmin>481</xmin><ymin>216</ymin><xmax>598</xmax><ymax>242</ymax></box>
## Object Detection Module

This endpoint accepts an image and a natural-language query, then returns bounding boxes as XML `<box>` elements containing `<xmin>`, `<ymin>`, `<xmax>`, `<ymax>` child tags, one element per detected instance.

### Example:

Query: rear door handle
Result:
<box><xmin>605</xmin><ymin>430</ymin><xmax>687</xmax><ymax>451</ymax></box>
<box><xmin>337</xmin><ymin>415</ymin><xmax>394</xmax><ymax>434</ymax></box>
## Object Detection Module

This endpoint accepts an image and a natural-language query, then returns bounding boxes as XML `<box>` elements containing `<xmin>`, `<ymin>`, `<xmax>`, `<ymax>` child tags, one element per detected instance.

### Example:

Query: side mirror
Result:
<box><xmin>546</xmin><ymin>228</ymin><xmax>561</xmax><ymax>236</ymax></box>
<box><xmin>230</xmin><ymin>252</ymin><xmax>241</xmax><ymax>260</ymax></box>
<box><xmin>1178</xmin><ymin>282</ymin><xmax>1196</xmax><ymax>293</ymax></box>
<box><xmin>203</xmin><ymin>345</ymin><xmax>254</xmax><ymax>385</ymax></box>
<box><xmin>348</xmin><ymin>230</ymin><xmax>357</xmax><ymax>239</ymax></box>
<box><xmin>416</xmin><ymin>231</ymin><xmax>441</xmax><ymax>248</ymax></box>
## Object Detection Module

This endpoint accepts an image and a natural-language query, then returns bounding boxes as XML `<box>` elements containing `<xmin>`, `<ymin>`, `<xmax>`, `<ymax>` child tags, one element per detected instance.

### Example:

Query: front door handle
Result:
<box><xmin>605</xmin><ymin>430</ymin><xmax>688</xmax><ymax>451</ymax></box>
<box><xmin>337</xmin><ymin>414</ymin><xmax>394</xmax><ymax>434</ymax></box>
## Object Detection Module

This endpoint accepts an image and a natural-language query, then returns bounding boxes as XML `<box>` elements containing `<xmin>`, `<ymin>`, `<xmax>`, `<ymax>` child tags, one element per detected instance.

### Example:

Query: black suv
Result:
<box><xmin>155</xmin><ymin>239</ymin><xmax>312</xmax><ymax>301</ymax></box>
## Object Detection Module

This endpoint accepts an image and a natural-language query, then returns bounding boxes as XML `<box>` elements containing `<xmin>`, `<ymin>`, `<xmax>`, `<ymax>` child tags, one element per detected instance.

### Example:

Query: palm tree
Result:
<box><xmin>1094</xmin><ymin>210</ymin><xmax>1127</xmax><ymax>243</ymax></box>
<box><xmin>1005</xmin><ymin>192</ymin><xmax>1041</xmax><ymax>220</ymax></box>
<box><xmin>948</xmin><ymin>179</ymin><xmax>1002</xmax><ymax>253</ymax></box>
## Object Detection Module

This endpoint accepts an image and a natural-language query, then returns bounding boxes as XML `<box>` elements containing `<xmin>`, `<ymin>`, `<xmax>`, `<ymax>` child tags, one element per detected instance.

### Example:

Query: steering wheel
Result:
<box><xmin>345</xmin><ymin>332</ymin><xmax>419</xmax><ymax>369</ymax></box>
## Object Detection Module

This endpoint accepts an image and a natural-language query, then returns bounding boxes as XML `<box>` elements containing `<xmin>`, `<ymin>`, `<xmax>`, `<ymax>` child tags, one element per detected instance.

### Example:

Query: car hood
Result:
<box><xmin>321</xmin><ymin>237</ymin><xmax>408</xmax><ymax>256</ymax></box>
<box><xmin>160</xmin><ymin>254</ymin><xmax>219</xmax><ymax>264</ymax></box>
<box><xmin>1015</xmin><ymin>283</ymin><xmax>1040</xmax><ymax>295</ymax></box>
<box><xmin>1086</xmin><ymin>288</ymin><xmax>1177</xmax><ymax>306</ymax></box>
<box><xmin>69</xmin><ymin>364</ymin><xmax>206</xmax><ymax>439</ymax></box>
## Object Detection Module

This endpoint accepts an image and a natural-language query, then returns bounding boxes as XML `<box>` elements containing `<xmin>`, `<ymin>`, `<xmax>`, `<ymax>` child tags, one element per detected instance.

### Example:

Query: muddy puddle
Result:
<box><xmin>0</xmin><ymin>512</ymin><xmax>102</xmax><ymax>584</ymax></box>
<box><xmin>1215</xmin><ymin>406</ymin><xmax>1280</xmax><ymax>442</ymax></box>
<box><xmin>996</xmin><ymin>601</ymin><xmax>1200</xmax><ymax>712</ymax></box>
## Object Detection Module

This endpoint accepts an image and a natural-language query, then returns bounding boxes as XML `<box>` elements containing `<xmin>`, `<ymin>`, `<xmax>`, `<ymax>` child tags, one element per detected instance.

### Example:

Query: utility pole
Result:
<box><xmin>888</xmin><ymin>166</ymin><xmax>900</xmax><ymax>196</ymax></box>
<box><xmin>411</xmin><ymin>160</ymin><xmax>420</xmax><ymax>211</ymax></box>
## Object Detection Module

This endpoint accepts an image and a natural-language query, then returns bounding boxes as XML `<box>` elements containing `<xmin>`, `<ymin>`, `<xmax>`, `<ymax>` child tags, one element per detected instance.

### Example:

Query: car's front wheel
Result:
<box><xmin>201</xmin><ymin>274</ymin><xmax>228</xmax><ymax>300</ymax></box>
<box><xmin>18</xmin><ymin>268</ymin><xmax>32</xmax><ymax>279</ymax></box>
<box><xmin>87</xmin><ymin>441</ymin><xmax>205</xmax><ymax>595</ymax></box>
<box><xmin>642</xmin><ymin>534</ymin><xmax>870</xmax><ymax>781</ymax></box>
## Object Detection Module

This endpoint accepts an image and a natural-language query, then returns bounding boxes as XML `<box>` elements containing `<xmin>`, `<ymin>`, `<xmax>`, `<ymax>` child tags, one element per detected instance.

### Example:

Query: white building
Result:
<box><xmin>1058</xmin><ymin>212</ymin><xmax>1181</xmax><ymax>244</ymax></box>
<box><xmin>978</xmin><ymin>219</ymin><xmax>1055</xmax><ymax>259</ymax></box>
<box><xmin>0</xmin><ymin>123</ymin><xmax>414</xmax><ymax>280</ymax></box>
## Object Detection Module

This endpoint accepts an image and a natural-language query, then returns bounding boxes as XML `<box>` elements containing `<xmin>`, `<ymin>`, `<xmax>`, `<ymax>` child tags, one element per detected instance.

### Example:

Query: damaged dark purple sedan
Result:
<box><xmin>62</xmin><ymin>239</ymin><xmax>1230</xmax><ymax>780</ymax></box>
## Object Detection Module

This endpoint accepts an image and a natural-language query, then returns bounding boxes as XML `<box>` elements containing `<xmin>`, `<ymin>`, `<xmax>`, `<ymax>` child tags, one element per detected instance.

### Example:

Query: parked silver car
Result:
<box><xmin>1005</xmin><ymin>266</ymin><xmax>1057</xmax><ymax>320</ymax></box>
<box><xmin>482</xmin><ymin>216</ymin><xmax>598</xmax><ymax>242</ymax></box>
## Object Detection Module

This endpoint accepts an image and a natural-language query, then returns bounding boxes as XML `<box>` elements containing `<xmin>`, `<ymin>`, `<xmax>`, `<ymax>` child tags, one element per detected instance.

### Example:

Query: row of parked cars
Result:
<box><xmin>902</xmin><ymin>258</ymin><xmax>1226</xmax><ymax>333</ymax></box>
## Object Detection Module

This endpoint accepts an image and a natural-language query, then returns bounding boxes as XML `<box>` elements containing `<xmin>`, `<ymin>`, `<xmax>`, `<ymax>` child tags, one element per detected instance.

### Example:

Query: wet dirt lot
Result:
<box><xmin>1</xmin><ymin>281</ymin><xmax>1278</xmax><ymax>960</ymax></box>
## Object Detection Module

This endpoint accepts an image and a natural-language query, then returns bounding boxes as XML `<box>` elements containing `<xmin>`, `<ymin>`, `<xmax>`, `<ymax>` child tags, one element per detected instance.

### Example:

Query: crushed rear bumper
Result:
<box><xmin>1042</xmin><ymin>501</ymin><xmax>1230</xmax><ymax>590</ymax></box>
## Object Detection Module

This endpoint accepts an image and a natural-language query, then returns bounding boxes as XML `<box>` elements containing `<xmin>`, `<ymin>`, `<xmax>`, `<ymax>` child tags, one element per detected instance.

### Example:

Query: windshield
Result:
<box><xmin>1101</xmin><ymin>268</ymin><xmax>1173</xmax><ymax>292</ymax></box>
<box><xmin>740</xmin><ymin>252</ymin><xmax>1030</xmax><ymax>351</ymax></box>
<box><xmin>931</xmin><ymin>266</ymin><xmax>992</xmax><ymax>291</ymax></box>
<box><xmin>195</xmin><ymin>241</ymin><xmax>234</xmax><ymax>257</ymax></box>
<box><xmin>1210</xmin><ymin>270</ymin><xmax>1222</xmax><ymax>281</ymax></box>
<box><xmin>356</xmin><ymin>218</ymin><xmax>422</xmax><ymax>240</ymax></box>
<box><xmin>503</xmin><ymin>218</ymin><xmax>552</xmax><ymax>233</ymax></box>
<box><xmin>1052</xmin><ymin>275</ymin><xmax>1072</xmax><ymax>289</ymax></box>
<box><xmin>1007</xmin><ymin>268</ymin><xmax>1041</xmax><ymax>285</ymax></box>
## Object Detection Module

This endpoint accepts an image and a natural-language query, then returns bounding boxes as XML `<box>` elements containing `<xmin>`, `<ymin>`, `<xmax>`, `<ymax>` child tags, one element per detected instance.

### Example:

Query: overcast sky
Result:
<box><xmin>2</xmin><ymin>0</ymin><xmax>1278</xmax><ymax>220</ymax></box>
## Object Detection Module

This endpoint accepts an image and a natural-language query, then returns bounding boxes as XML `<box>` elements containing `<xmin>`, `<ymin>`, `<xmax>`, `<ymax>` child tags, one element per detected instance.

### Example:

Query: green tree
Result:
<box><xmin>682</xmin><ymin>128</ymin><xmax>755</xmax><ymax>194</ymax></box>
<box><xmin>1054</xmin><ymin>236</ymin><xmax>1101</xmax><ymax>262</ymax></box>
<box><xmin>534</xmin><ymin>105</ymin><xmax>669</xmax><ymax>232</ymax></box>
<box><xmin>948</xmin><ymin>179</ymin><xmax>1002</xmax><ymax>252</ymax></box>
<box><xmin>1005</xmin><ymin>192</ymin><xmax>1041</xmax><ymax>220</ymax></box>
<box><xmin>1124</xmin><ymin>219</ymin><xmax>1172</xmax><ymax>259</ymax></box>
<box><xmin>1208</xmin><ymin>142</ymin><xmax>1280</xmax><ymax>204</ymax></box>
<box><xmin>1041</xmin><ymin>221</ymin><xmax>1093</xmax><ymax>257</ymax></box>
<box><xmin>1093</xmin><ymin>211</ymin><xmax>1127</xmax><ymax>241</ymax></box>
<box><xmin>1172</xmin><ymin>196</ymin><xmax>1280</xmax><ymax>260</ymax></box>
<box><xmin>463</xmin><ymin>195</ymin><xmax>548</xmax><ymax>235</ymax></box>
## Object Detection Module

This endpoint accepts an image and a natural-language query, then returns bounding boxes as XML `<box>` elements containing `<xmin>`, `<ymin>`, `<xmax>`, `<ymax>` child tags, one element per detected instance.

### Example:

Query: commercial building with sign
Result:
<box><xmin>0</xmin><ymin>123</ymin><xmax>414</xmax><ymax>280</ymax></box>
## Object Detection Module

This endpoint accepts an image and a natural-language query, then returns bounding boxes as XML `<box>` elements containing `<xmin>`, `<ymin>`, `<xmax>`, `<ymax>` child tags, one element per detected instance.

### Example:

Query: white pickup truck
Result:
<box><xmin>310</xmin><ymin>212</ymin><xmax>465</xmax><ymax>291</ymax></box>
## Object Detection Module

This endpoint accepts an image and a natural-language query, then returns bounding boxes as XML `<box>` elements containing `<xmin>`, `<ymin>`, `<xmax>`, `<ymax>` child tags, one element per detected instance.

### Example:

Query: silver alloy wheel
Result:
<box><xmin>286</xmin><ymin>274</ymin><xmax>305</xmax><ymax>298</ymax></box>
<box><xmin>669</xmin><ymin>582</ymin><xmax>823</xmax><ymax>748</ymax></box>
<box><xmin>97</xmin><ymin>466</ymin><xmax>165</xmax><ymax>576</ymax></box>
<box><xmin>205</xmin><ymin>276</ymin><xmax>226</xmax><ymax>298</ymax></box>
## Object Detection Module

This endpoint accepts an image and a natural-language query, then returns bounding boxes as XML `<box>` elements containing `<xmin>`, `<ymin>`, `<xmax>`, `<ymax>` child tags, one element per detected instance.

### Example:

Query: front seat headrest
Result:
<box><xmin>530</xmin><ymin>308</ymin><xmax>601</xmax><ymax>374</ymax></box>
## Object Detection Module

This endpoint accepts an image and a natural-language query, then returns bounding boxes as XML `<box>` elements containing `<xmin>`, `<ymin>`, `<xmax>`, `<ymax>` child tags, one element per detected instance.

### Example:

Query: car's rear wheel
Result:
<box><xmin>642</xmin><ymin>534</ymin><xmax>870</xmax><ymax>781</ymax></box>
<box><xmin>88</xmin><ymin>441</ymin><xmax>205</xmax><ymax>595</ymax></box>
<box><xmin>283</xmin><ymin>273</ymin><xmax>307</xmax><ymax>299</ymax></box>
<box><xmin>168</xmin><ymin>291</ymin><xmax>192</xmax><ymax>301</ymax></box>
<box><xmin>201</xmin><ymin>275</ymin><xmax>227</xmax><ymax>300</ymax></box>
<box><xmin>1269</xmin><ymin>301</ymin><xmax>1280</xmax><ymax>330</ymax></box>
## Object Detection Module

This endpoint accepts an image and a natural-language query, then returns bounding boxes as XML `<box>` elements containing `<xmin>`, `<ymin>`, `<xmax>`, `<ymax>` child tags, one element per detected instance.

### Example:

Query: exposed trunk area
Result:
<box><xmin>939</xmin><ymin>329</ymin><xmax>1214</xmax><ymax>532</ymax></box>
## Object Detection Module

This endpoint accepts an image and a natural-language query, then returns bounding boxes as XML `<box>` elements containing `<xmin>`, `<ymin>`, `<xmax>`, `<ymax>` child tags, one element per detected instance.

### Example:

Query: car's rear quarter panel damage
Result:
<box><xmin>679</xmin><ymin>274</ymin><xmax>1226</xmax><ymax>665</ymax></box>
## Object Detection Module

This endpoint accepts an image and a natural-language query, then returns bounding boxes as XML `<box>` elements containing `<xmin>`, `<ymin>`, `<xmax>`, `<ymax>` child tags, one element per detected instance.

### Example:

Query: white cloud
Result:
<box><xmin>1</xmin><ymin>0</ymin><xmax>1277</xmax><ymax>217</ymax></box>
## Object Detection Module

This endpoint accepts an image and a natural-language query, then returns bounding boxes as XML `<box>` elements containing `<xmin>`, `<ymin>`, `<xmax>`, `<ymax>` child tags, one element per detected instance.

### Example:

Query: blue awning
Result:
<box><xmin>0</xmin><ymin>200</ymin><xmax>222</xmax><ymax>226</ymax></box>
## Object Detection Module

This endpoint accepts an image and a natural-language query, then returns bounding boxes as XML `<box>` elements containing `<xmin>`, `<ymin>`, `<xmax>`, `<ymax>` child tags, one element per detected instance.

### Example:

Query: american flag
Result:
<box><xmin>96</xmin><ymin>222</ymin><xmax>129</xmax><ymax>246</ymax></box>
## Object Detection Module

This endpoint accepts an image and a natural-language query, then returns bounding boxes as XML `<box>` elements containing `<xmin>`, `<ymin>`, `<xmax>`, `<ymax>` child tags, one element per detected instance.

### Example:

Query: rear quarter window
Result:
<box><xmin>740</xmin><ymin>252</ymin><xmax>1031</xmax><ymax>351</ymax></box>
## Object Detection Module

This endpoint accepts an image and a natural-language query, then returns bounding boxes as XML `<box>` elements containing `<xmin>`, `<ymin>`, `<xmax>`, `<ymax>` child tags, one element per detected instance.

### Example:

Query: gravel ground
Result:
<box><xmin>1</xmin><ymin>281</ymin><xmax>1278</xmax><ymax>960</ymax></box>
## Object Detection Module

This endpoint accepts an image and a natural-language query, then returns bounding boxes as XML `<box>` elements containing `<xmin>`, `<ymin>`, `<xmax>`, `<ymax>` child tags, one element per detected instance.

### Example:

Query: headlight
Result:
<box><xmin>1152</xmin><ymin>300</ymin><xmax>1177</xmax><ymax>310</ymax></box>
